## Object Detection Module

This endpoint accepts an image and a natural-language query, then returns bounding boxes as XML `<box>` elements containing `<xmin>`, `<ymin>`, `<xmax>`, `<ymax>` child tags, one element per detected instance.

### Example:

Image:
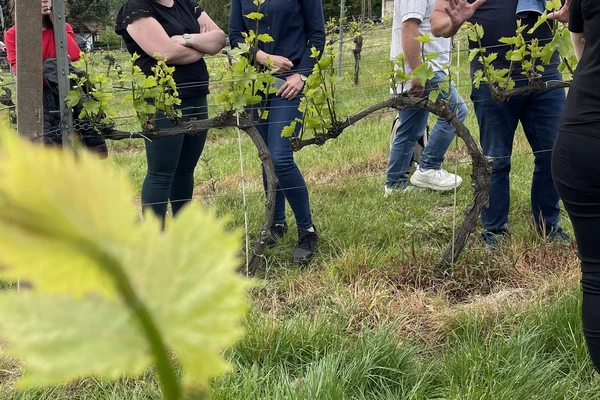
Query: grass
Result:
<box><xmin>0</xmin><ymin>27</ymin><xmax>595</xmax><ymax>399</ymax></box>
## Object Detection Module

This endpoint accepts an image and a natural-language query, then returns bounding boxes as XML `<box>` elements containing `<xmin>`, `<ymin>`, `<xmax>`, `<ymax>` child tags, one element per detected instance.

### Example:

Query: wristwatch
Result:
<box><xmin>300</xmin><ymin>74</ymin><xmax>307</xmax><ymax>82</ymax></box>
<box><xmin>183</xmin><ymin>33</ymin><xmax>192</xmax><ymax>47</ymax></box>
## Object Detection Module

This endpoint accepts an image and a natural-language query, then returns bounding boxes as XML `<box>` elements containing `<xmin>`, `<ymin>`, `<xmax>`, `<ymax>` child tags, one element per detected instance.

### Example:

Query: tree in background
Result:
<box><xmin>0</xmin><ymin>0</ymin><xmax>12</xmax><ymax>36</ymax></box>
<box><xmin>199</xmin><ymin>0</ymin><xmax>231</xmax><ymax>33</ymax></box>
<box><xmin>66</xmin><ymin>0</ymin><xmax>112</xmax><ymax>34</ymax></box>
<box><xmin>322</xmin><ymin>0</ymin><xmax>382</xmax><ymax>22</ymax></box>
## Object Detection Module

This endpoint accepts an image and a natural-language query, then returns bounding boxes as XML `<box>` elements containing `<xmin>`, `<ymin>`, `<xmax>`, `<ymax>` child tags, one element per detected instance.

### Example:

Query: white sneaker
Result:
<box><xmin>409</xmin><ymin>168</ymin><xmax>462</xmax><ymax>191</ymax></box>
<box><xmin>383</xmin><ymin>185</ymin><xmax>414</xmax><ymax>197</ymax></box>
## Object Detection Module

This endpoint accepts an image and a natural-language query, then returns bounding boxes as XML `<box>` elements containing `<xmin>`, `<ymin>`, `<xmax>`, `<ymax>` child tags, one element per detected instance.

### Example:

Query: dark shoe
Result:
<box><xmin>294</xmin><ymin>226</ymin><xmax>319</xmax><ymax>265</ymax></box>
<box><xmin>546</xmin><ymin>225</ymin><xmax>572</xmax><ymax>244</ymax></box>
<box><xmin>481</xmin><ymin>230</ymin><xmax>507</xmax><ymax>252</ymax></box>
<box><xmin>266</xmin><ymin>223</ymin><xmax>288</xmax><ymax>248</ymax></box>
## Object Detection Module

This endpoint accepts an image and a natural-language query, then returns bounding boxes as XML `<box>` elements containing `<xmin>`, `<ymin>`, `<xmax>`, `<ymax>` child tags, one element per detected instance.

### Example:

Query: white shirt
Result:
<box><xmin>390</xmin><ymin>0</ymin><xmax>452</xmax><ymax>91</ymax></box>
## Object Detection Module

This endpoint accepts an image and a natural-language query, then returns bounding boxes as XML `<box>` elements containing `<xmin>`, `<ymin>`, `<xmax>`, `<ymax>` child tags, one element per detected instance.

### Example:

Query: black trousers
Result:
<box><xmin>141</xmin><ymin>96</ymin><xmax>208</xmax><ymax>220</ymax></box>
<box><xmin>552</xmin><ymin>129</ymin><xmax>600</xmax><ymax>371</ymax></box>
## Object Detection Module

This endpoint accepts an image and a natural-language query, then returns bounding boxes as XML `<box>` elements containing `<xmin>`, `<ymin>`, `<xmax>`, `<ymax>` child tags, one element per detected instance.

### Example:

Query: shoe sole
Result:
<box><xmin>294</xmin><ymin>255</ymin><xmax>313</xmax><ymax>265</ymax></box>
<box><xmin>409</xmin><ymin>176</ymin><xmax>463</xmax><ymax>192</ymax></box>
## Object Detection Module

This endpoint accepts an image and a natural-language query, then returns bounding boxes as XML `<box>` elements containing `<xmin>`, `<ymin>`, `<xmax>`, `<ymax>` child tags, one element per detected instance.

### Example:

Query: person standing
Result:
<box><xmin>385</xmin><ymin>0</ymin><xmax>466</xmax><ymax>196</ymax></box>
<box><xmin>5</xmin><ymin>0</ymin><xmax>108</xmax><ymax>155</ymax></box>
<box><xmin>229</xmin><ymin>0</ymin><xmax>325</xmax><ymax>265</ymax></box>
<box><xmin>115</xmin><ymin>0</ymin><xmax>226</xmax><ymax>222</ymax></box>
<box><xmin>552</xmin><ymin>0</ymin><xmax>600</xmax><ymax>371</ymax></box>
<box><xmin>431</xmin><ymin>0</ymin><xmax>571</xmax><ymax>249</ymax></box>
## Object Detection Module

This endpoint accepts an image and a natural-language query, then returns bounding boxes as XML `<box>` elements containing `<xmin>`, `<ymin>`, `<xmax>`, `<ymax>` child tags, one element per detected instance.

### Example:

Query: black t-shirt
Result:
<box><xmin>115</xmin><ymin>0</ymin><xmax>209</xmax><ymax>98</ymax></box>
<box><xmin>559</xmin><ymin>0</ymin><xmax>600</xmax><ymax>136</ymax></box>
<box><xmin>468</xmin><ymin>0</ymin><xmax>559</xmax><ymax>79</ymax></box>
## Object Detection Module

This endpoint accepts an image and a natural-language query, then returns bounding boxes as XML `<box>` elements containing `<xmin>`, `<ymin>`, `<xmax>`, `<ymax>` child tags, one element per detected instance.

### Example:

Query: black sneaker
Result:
<box><xmin>546</xmin><ymin>225</ymin><xmax>572</xmax><ymax>245</ymax></box>
<box><xmin>266</xmin><ymin>223</ymin><xmax>288</xmax><ymax>248</ymax></box>
<box><xmin>481</xmin><ymin>230</ymin><xmax>508</xmax><ymax>252</ymax></box>
<box><xmin>294</xmin><ymin>226</ymin><xmax>319</xmax><ymax>265</ymax></box>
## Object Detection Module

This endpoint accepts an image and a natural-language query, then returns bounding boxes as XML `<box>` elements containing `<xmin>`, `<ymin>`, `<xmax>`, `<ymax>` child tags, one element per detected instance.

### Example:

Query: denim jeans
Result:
<box><xmin>386</xmin><ymin>71</ymin><xmax>468</xmax><ymax>188</ymax></box>
<box><xmin>471</xmin><ymin>74</ymin><xmax>565</xmax><ymax>233</ymax></box>
<box><xmin>254</xmin><ymin>94</ymin><xmax>313</xmax><ymax>230</ymax></box>
<box><xmin>516</xmin><ymin>0</ymin><xmax>545</xmax><ymax>18</ymax></box>
<box><xmin>142</xmin><ymin>96</ymin><xmax>208</xmax><ymax>220</ymax></box>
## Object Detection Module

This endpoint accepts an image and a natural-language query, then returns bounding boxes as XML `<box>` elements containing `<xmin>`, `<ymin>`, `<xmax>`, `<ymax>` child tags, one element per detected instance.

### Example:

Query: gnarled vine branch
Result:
<box><xmin>291</xmin><ymin>94</ymin><xmax>492</xmax><ymax>268</ymax></box>
<box><xmin>94</xmin><ymin>113</ymin><xmax>276</xmax><ymax>277</ymax></box>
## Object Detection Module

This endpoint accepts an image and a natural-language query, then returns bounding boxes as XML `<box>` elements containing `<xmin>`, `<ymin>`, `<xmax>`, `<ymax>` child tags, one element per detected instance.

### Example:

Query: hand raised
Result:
<box><xmin>444</xmin><ymin>0</ymin><xmax>486</xmax><ymax>26</ymax></box>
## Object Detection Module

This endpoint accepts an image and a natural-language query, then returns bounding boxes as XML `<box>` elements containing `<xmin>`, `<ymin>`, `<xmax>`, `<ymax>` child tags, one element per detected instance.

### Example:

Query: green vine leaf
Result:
<box><xmin>528</xmin><ymin>12</ymin><xmax>548</xmax><ymax>34</ymax></box>
<box><xmin>281</xmin><ymin>120</ymin><xmax>297</xmax><ymax>137</ymax></box>
<box><xmin>245</xmin><ymin>12</ymin><xmax>263</xmax><ymax>20</ymax></box>
<box><xmin>412</xmin><ymin>64</ymin><xmax>435</xmax><ymax>86</ymax></box>
<box><xmin>0</xmin><ymin>292</ymin><xmax>148</xmax><ymax>388</ymax></box>
<box><xmin>66</xmin><ymin>90</ymin><xmax>81</xmax><ymax>108</ymax></box>
<box><xmin>256</xmin><ymin>33</ymin><xmax>273</xmax><ymax>43</ymax></box>
<box><xmin>0</xmin><ymin>130</ymin><xmax>252</xmax><ymax>391</ymax></box>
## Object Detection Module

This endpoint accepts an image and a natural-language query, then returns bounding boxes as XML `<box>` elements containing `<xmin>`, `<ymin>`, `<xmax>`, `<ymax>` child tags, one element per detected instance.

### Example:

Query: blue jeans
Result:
<box><xmin>516</xmin><ymin>0</ymin><xmax>545</xmax><ymax>18</ymax></box>
<box><xmin>254</xmin><ymin>94</ymin><xmax>313</xmax><ymax>230</ymax></box>
<box><xmin>386</xmin><ymin>71</ymin><xmax>468</xmax><ymax>188</ymax></box>
<box><xmin>471</xmin><ymin>74</ymin><xmax>565</xmax><ymax>233</ymax></box>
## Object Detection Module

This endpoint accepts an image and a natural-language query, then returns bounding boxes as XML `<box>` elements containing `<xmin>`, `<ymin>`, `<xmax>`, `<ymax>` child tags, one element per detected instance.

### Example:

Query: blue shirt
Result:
<box><xmin>468</xmin><ymin>0</ymin><xmax>559</xmax><ymax>79</ymax></box>
<box><xmin>229</xmin><ymin>0</ymin><xmax>326</xmax><ymax>76</ymax></box>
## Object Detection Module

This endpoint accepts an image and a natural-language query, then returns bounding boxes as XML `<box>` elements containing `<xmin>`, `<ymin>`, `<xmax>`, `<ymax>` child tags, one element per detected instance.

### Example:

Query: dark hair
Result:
<box><xmin>10</xmin><ymin>1</ymin><xmax>54</xmax><ymax>29</ymax></box>
<box><xmin>9</xmin><ymin>0</ymin><xmax>15</xmax><ymax>23</ymax></box>
<box><xmin>42</xmin><ymin>14</ymin><xmax>53</xmax><ymax>29</ymax></box>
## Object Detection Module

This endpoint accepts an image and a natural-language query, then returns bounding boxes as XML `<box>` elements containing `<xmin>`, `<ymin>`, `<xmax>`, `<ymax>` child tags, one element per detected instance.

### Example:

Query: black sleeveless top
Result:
<box><xmin>560</xmin><ymin>0</ymin><xmax>600</xmax><ymax>136</ymax></box>
<box><xmin>115</xmin><ymin>0</ymin><xmax>209</xmax><ymax>98</ymax></box>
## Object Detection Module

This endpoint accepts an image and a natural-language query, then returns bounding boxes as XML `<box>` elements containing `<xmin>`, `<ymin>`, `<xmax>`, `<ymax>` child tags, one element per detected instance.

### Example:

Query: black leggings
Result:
<box><xmin>141</xmin><ymin>96</ymin><xmax>208</xmax><ymax>219</ymax></box>
<box><xmin>552</xmin><ymin>129</ymin><xmax>600</xmax><ymax>371</ymax></box>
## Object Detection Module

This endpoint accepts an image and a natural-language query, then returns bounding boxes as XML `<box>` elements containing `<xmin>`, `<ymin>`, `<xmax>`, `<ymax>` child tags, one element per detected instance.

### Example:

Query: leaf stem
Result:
<box><xmin>85</xmin><ymin>242</ymin><xmax>181</xmax><ymax>400</ymax></box>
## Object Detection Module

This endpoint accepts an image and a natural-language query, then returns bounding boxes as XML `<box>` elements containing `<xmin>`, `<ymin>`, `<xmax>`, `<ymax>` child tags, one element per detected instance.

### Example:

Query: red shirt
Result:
<box><xmin>5</xmin><ymin>23</ymin><xmax>81</xmax><ymax>75</ymax></box>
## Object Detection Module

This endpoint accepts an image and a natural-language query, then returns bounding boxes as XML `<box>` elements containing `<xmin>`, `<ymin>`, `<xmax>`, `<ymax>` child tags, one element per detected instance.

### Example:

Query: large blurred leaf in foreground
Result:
<box><xmin>0</xmin><ymin>125</ymin><xmax>139</xmax><ymax>295</ymax></box>
<box><xmin>0</xmin><ymin>127</ymin><xmax>251</xmax><ymax>390</ymax></box>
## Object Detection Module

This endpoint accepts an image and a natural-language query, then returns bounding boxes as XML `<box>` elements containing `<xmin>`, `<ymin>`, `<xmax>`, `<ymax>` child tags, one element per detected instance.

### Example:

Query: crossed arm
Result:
<box><xmin>126</xmin><ymin>12</ymin><xmax>226</xmax><ymax>65</ymax></box>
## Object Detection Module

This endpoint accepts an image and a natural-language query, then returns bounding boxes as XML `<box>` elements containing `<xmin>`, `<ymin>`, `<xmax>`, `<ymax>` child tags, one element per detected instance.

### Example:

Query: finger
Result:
<box><xmin>276</xmin><ymin>82</ymin><xmax>290</xmax><ymax>97</ymax></box>
<box><xmin>472</xmin><ymin>0</ymin><xmax>486</xmax><ymax>9</ymax></box>
<box><xmin>283</xmin><ymin>85</ymin><xmax>298</xmax><ymax>99</ymax></box>
<box><xmin>285</xmin><ymin>87</ymin><xmax>297</xmax><ymax>99</ymax></box>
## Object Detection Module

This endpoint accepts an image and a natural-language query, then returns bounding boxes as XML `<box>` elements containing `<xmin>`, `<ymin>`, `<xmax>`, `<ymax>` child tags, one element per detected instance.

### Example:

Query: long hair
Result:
<box><xmin>9</xmin><ymin>1</ymin><xmax>54</xmax><ymax>29</ymax></box>
<box><xmin>42</xmin><ymin>14</ymin><xmax>53</xmax><ymax>29</ymax></box>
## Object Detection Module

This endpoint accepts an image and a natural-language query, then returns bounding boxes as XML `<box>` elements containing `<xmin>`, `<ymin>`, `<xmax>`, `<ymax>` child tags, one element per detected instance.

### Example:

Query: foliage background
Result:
<box><xmin>200</xmin><ymin>0</ymin><xmax>383</xmax><ymax>33</ymax></box>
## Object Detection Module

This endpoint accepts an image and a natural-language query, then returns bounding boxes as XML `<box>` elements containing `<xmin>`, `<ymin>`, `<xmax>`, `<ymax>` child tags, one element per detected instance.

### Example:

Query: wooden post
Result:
<box><xmin>15</xmin><ymin>0</ymin><xmax>43</xmax><ymax>140</ymax></box>
<box><xmin>51</xmin><ymin>0</ymin><xmax>73</xmax><ymax>148</ymax></box>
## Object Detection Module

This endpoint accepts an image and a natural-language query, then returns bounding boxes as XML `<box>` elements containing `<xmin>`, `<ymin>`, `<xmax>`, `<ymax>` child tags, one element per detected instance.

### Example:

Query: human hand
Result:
<box><xmin>408</xmin><ymin>77</ymin><xmax>425</xmax><ymax>98</ymax></box>
<box><xmin>199</xmin><ymin>24</ymin><xmax>211</xmax><ymax>34</ymax></box>
<box><xmin>258</xmin><ymin>52</ymin><xmax>293</xmax><ymax>73</ymax></box>
<box><xmin>277</xmin><ymin>73</ymin><xmax>304</xmax><ymax>100</ymax></box>
<box><xmin>548</xmin><ymin>0</ymin><xmax>569</xmax><ymax>23</ymax></box>
<box><xmin>444</xmin><ymin>0</ymin><xmax>486</xmax><ymax>27</ymax></box>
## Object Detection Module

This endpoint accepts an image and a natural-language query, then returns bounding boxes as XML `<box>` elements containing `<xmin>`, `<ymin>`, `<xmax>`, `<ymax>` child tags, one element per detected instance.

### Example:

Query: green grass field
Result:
<box><xmin>1</xmin><ymin>27</ymin><xmax>596</xmax><ymax>399</ymax></box>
